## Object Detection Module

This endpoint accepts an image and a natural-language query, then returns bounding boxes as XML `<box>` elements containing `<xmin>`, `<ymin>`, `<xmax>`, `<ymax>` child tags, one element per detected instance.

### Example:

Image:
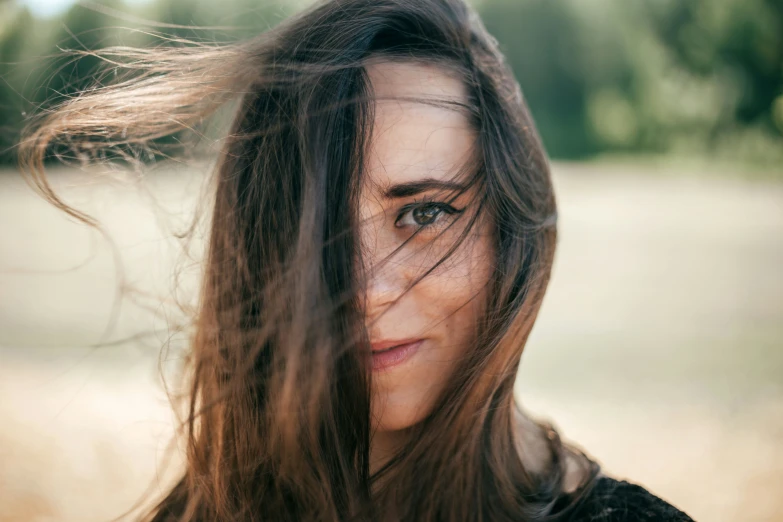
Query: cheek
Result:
<box><xmin>425</xmin><ymin>217</ymin><xmax>494</xmax><ymax>316</ymax></box>
<box><xmin>425</xmin><ymin>232</ymin><xmax>492</xmax><ymax>360</ymax></box>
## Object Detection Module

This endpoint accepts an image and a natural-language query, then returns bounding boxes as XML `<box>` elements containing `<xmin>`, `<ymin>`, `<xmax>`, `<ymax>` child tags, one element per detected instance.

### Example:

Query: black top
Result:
<box><xmin>566</xmin><ymin>476</ymin><xmax>694</xmax><ymax>521</ymax></box>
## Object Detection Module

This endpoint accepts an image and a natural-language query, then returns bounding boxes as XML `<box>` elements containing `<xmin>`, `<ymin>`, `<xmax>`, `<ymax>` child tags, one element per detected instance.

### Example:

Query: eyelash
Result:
<box><xmin>393</xmin><ymin>199</ymin><xmax>464</xmax><ymax>229</ymax></box>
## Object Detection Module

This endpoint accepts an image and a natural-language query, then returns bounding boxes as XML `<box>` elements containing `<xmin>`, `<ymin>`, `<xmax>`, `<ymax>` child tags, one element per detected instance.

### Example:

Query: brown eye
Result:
<box><xmin>395</xmin><ymin>202</ymin><xmax>460</xmax><ymax>228</ymax></box>
<box><xmin>413</xmin><ymin>204</ymin><xmax>441</xmax><ymax>225</ymax></box>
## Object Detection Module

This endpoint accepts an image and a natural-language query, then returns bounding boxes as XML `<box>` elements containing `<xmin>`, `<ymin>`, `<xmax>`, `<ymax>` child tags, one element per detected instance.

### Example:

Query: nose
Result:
<box><xmin>358</xmin><ymin>209</ymin><xmax>407</xmax><ymax>324</ymax></box>
<box><xmin>363</xmin><ymin>261</ymin><xmax>406</xmax><ymax>325</ymax></box>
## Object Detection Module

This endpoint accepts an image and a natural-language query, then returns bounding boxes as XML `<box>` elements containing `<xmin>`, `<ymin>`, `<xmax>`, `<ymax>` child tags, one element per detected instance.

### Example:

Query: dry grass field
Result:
<box><xmin>1</xmin><ymin>161</ymin><xmax>781</xmax><ymax>521</ymax></box>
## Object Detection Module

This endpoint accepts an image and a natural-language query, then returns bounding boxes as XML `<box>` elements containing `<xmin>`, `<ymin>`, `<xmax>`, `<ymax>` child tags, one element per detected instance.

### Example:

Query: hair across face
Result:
<box><xmin>360</xmin><ymin>60</ymin><xmax>494</xmax><ymax>444</ymax></box>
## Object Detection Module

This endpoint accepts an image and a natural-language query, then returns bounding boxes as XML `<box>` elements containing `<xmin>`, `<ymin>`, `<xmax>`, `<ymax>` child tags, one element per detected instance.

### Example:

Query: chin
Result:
<box><xmin>371</xmin><ymin>394</ymin><xmax>431</xmax><ymax>433</ymax></box>
<box><xmin>373</xmin><ymin>413</ymin><xmax>413</xmax><ymax>433</ymax></box>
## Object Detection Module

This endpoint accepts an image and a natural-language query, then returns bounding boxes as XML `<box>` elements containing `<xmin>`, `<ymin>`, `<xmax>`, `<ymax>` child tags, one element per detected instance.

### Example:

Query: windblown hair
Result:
<box><xmin>19</xmin><ymin>0</ymin><xmax>601</xmax><ymax>520</ymax></box>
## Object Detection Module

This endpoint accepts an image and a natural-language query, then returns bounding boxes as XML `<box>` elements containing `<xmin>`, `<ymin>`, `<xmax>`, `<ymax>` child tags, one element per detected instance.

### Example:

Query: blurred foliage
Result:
<box><xmin>0</xmin><ymin>0</ymin><xmax>781</xmax><ymax>167</ymax></box>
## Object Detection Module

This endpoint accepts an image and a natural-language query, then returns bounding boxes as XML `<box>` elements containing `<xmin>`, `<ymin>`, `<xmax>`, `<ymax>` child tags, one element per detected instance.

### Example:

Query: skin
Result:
<box><xmin>358</xmin><ymin>60</ymin><xmax>494</xmax><ymax>468</ymax></box>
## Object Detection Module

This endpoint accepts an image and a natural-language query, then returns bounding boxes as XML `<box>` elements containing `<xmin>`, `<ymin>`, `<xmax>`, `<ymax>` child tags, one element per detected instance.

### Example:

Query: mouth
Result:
<box><xmin>370</xmin><ymin>339</ymin><xmax>424</xmax><ymax>371</ymax></box>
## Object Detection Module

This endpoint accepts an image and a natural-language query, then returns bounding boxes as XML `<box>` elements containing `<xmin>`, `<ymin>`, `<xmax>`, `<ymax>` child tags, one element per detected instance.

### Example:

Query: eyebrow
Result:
<box><xmin>381</xmin><ymin>178</ymin><xmax>467</xmax><ymax>199</ymax></box>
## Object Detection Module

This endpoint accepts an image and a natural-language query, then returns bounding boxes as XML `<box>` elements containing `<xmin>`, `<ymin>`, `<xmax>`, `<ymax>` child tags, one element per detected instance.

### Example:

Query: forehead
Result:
<box><xmin>363</xmin><ymin>60</ymin><xmax>477</xmax><ymax>194</ymax></box>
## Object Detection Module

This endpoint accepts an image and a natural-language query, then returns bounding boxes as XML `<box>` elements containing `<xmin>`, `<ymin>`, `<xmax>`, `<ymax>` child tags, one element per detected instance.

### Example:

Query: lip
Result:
<box><xmin>370</xmin><ymin>339</ymin><xmax>424</xmax><ymax>371</ymax></box>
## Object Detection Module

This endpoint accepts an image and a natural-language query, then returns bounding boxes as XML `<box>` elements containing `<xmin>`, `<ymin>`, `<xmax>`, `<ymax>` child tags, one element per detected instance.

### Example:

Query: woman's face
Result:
<box><xmin>359</xmin><ymin>61</ymin><xmax>494</xmax><ymax>438</ymax></box>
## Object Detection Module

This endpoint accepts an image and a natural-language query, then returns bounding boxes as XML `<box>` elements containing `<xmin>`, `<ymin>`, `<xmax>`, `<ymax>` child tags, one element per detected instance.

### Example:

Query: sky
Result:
<box><xmin>17</xmin><ymin>0</ymin><xmax>153</xmax><ymax>18</ymax></box>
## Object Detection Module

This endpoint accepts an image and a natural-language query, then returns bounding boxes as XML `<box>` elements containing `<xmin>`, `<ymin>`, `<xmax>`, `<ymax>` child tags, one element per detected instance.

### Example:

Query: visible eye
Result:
<box><xmin>394</xmin><ymin>201</ymin><xmax>462</xmax><ymax>228</ymax></box>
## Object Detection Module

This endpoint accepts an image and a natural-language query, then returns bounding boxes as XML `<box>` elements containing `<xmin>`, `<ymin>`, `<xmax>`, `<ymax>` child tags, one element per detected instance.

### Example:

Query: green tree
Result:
<box><xmin>1</xmin><ymin>6</ymin><xmax>33</xmax><ymax>159</ymax></box>
<box><xmin>33</xmin><ymin>0</ymin><xmax>124</xmax><ymax>109</ymax></box>
<box><xmin>479</xmin><ymin>0</ymin><xmax>599</xmax><ymax>158</ymax></box>
<box><xmin>645</xmin><ymin>0</ymin><xmax>783</xmax><ymax>137</ymax></box>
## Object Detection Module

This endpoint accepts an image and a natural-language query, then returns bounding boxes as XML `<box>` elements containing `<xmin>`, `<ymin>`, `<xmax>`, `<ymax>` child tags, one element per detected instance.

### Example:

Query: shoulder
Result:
<box><xmin>566</xmin><ymin>475</ymin><xmax>695</xmax><ymax>522</ymax></box>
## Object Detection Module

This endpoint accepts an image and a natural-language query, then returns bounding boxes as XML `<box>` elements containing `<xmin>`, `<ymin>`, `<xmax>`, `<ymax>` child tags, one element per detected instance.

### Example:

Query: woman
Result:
<box><xmin>20</xmin><ymin>0</ymin><xmax>695</xmax><ymax>520</ymax></box>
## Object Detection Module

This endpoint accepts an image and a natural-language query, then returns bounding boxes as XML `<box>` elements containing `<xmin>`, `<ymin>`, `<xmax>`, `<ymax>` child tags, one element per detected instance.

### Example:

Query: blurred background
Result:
<box><xmin>0</xmin><ymin>0</ymin><xmax>781</xmax><ymax>521</ymax></box>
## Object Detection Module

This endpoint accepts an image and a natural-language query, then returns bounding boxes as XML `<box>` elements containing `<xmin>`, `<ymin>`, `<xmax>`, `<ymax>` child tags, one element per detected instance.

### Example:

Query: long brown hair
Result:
<box><xmin>19</xmin><ymin>0</ymin><xmax>600</xmax><ymax>520</ymax></box>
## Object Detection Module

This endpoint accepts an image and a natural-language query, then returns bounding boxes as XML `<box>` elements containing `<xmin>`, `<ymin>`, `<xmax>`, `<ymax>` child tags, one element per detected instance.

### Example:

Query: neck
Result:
<box><xmin>369</xmin><ymin>427</ymin><xmax>409</xmax><ymax>476</ymax></box>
